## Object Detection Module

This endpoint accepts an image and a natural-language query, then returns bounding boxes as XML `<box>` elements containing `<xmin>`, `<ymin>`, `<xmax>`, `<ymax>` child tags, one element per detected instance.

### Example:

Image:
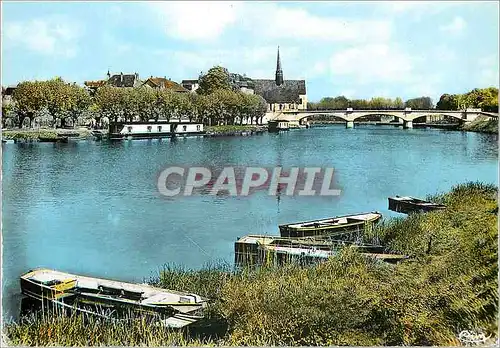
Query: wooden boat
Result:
<box><xmin>388</xmin><ymin>196</ymin><xmax>446</xmax><ymax>214</ymax></box>
<box><xmin>20</xmin><ymin>268</ymin><xmax>208</xmax><ymax>328</ymax></box>
<box><xmin>234</xmin><ymin>235</ymin><xmax>406</xmax><ymax>267</ymax></box>
<box><xmin>279</xmin><ymin>212</ymin><xmax>382</xmax><ymax>238</ymax></box>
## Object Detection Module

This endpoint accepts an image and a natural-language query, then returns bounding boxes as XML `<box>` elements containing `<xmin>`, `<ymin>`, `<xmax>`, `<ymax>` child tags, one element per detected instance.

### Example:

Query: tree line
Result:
<box><xmin>308</xmin><ymin>87</ymin><xmax>498</xmax><ymax>112</ymax></box>
<box><xmin>2</xmin><ymin>66</ymin><xmax>268</xmax><ymax>129</ymax></box>
<box><xmin>307</xmin><ymin>96</ymin><xmax>433</xmax><ymax>110</ymax></box>
<box><xmin>436</xmin><ymin>87</ymin><xmax>498</xmax><ymax>112</ymax></box>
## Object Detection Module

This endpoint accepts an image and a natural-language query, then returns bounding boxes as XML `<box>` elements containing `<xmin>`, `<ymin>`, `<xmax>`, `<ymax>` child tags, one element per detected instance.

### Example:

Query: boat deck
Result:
<box><xmin>23</xmin><ymin>269</ymin><xmax>205</xmax><ymax>310</ymax></box>
<box><xmin>283</xmin><ymin>212</ymin><xmax>381</xmax><ymax>228</ymax></box>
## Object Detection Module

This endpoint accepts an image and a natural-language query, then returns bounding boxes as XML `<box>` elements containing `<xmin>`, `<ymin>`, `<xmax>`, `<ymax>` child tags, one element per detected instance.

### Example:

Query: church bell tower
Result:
<box><xmin>275</xmin><ymin>46</ymin><xmax>283</xmax><ymax>86</ymax></box>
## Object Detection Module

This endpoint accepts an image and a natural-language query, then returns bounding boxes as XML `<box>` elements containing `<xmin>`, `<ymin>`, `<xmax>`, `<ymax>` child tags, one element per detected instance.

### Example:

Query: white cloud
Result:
<box><xmin>329</xmin><ymin>44</ymin><xmax>417</xmax><ymax>84</ymax></box>
<box><xmin>148</xmin><ymin>2</ymin><xmax>392</xmax><ymax>43</ymax></box>
<box><xmin>244</xmin><ymin>4</ymin><xmax>392</xmax><ymax>43</ymax></box>
<box><xmin>439</xmin><ymin>16</ymin><xmax>466</xmax><ymax>34</ymax></box>
<box><xmin>150</xmin><ymin>1</ymin><xmax>241</xmax><ymax>41</ymax></box>
<box><xmin>154</xmin><ymin>46</ymin><xmax>301</xmax><ymax>79</ymax></box>
<box><xmin>3</xmin><ymin>18</ymin><xmax>82</xmax><ymax>58</ymax></box>
<box><xmin>477</xmin><ymin>55</ymin><xmax>499</xmax><ymax>87</ymax></box>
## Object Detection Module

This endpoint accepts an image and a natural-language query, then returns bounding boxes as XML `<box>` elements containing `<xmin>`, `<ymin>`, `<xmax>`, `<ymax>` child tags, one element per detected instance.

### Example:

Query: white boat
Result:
<box><xmin>108</xmin><ymin>121</ymin><xmax>205</xmax><ymax>140</ymax></box>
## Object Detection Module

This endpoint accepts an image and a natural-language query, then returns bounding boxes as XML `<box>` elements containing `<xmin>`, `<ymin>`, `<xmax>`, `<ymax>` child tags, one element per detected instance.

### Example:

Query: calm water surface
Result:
<box><xmin>2</xmin><ymin>125</ymin><xmax>498</xmax><ymax>319</ymax></box>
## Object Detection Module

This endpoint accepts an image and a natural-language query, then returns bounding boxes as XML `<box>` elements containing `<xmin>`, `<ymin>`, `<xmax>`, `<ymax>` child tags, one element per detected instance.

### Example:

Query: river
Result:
<box><xmin>2</xmin><ymin>125</ymin><xmax>498</xmax><ymax>320</ymax></box>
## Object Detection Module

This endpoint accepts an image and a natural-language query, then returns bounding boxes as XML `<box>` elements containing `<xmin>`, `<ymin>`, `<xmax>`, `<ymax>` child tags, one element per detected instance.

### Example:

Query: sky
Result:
<box><xmin>1</xmin><ymin>1</ymin><xmax>499</xmax><ymax>102</ymax></box>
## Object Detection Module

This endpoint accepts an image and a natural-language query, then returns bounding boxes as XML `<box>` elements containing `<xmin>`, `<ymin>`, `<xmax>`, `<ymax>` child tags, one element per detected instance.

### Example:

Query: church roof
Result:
<box><xmin>253</xmin><ymin>79</ymin><xmax>306</xmax><ymax>103</ymax></box>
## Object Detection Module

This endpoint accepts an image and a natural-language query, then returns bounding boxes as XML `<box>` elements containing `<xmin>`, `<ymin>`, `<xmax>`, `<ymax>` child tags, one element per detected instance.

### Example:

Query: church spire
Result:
<box><xmin>275</xmin><ymin>46</ymin><xmax>283</xmax><ymax>86</ymax></box>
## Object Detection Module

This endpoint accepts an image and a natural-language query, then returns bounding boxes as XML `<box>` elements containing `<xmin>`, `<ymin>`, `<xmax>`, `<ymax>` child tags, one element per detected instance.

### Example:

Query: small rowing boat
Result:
<box><xmin>279</xmin><ymin>212</ymin><xmax>382</xmax><ymax>238</ymax></box>
<box><xmin>388</xmin><ymin>196</ymin><xmax>446</xmax><ymax>214</ymax></box>
<box><xmin>234</xmin><ymin>234</ymin><xmax>407</xmax><ymax>267</ymax></box>
<box><xmin>20</xmin><ymin>268</ymin><xmax>208</xmax><ymax>328</ymax></box>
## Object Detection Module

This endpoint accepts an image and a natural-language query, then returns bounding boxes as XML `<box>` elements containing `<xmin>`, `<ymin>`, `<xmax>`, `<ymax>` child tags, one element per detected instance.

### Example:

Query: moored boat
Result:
<box><xmin>234</xmin><ymin>234</ymin><xmax>406</xmax><ymax>267</ymax></box>
<box><xmin>20</xmin><ymin>268</ymin><xmax>208</xmax><ymax>328</ymax></box>
<box><xmin>268</xmin><ymin>120</ymin><xmax>290</xmax><ymax>132</ymax></box>
<box><xmin>388</xmin><ymin>196</ymin><xmax>446</xmax><ymax>214</ymax></box>
<box><xmin>279</xmin><ymin>211</ymin><xmax>382</xmax><ymax>238</ymax></box>
<box><xmin>108</xmin><ymin>121</ymin><xmax>205</xmax><ymax>140</ymax></box>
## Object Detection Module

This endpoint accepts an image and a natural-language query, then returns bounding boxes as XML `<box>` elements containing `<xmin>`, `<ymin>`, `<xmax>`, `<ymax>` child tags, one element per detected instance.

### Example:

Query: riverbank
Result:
<box><xmin>2</xmin><ymin>128</ymin><xmax>92</xmax><ymax>141</ymax></box>
<box><xmin>204</xmin><ymin>125</ymin><xmax>267</xmax><ymax>137</ymax></box>
<box><xmin>461</xmin><ymin>116</ymin><xmax>498</xmax><ymax>133</ymax></box>
<box><xmin>4</xmin><ymin>181</ymin><xmax>497</xmax><ymax>346</ymax></box>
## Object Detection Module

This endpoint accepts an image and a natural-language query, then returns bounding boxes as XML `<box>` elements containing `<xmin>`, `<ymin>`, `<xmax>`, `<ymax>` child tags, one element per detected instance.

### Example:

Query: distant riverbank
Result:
<box><xmin>2</xmin><ymin>128</ymin><xmax>92</xmax><ymax>142</ymax></box>
<box><xmin>204</xmin><ymin>125</ymin><xmax>267</xmax><ymax>137</ymax></box>
<box><xmin>461</xmin><ymin>116</ymin><xmax>498</xmax><ymax>133</ymax></box>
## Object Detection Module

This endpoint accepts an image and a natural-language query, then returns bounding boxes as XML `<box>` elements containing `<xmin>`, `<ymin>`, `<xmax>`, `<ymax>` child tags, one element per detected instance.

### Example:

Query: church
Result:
<box><xmin>181</xmin><ymin>47</ymin><xmax>307</xmax><ymax>118</ymax></box>
<box><xmin>253</xmin><ymin>47</ymin><xmax>308</xmax><ymax>113</ymax></box>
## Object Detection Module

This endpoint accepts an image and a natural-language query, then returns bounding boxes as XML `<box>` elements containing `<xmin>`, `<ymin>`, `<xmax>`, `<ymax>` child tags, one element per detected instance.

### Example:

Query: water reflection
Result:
<box><xmin>2</xmin><ymin>126</ymin><xmax>498</xmax><ymax>320</ymax></box>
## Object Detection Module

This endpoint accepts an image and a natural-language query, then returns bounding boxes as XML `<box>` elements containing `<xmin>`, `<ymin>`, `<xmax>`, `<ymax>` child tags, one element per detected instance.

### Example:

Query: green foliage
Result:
<box><xmin>197</xmin><ymin>66</ymin><xmax>231</xmax><ymax>96</ymax></box>
<box><xmin>308</xmin><ymin>96</ymin><xmax>432</xmax><ymax>110</ymax></box>
<box><xmin>437</xmin><ymin>87</ymin><xmax>498</xmax><ymax>112</ymax></box>
<box><xmin>461</xmin><ymin>116</ymin><xmax>498</xmax><ymax>133</ymax></box>
<box><xmin>404</xmin><ymin>96</ymin><xmax>433</xmax><ymax>109</ymax></box>
<box><xmin>12</xmin><ymin>78</ymin><xmax>91</xmax><ymax>128</ymax></box>
<box><xmin>2</xmin><ymin>130</ymin><xmax>58</xmax><ymax>141</ymax></box>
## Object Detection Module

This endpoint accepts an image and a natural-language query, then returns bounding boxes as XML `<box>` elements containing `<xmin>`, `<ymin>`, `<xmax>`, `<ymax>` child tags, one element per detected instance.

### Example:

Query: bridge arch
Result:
<box><xmin>350</xmin><ymin>113</ymin><xmax>407</xmax><ymax>122</ymax></box>
<box><xmin>408</xmin><ymin>113</ymin><xmax>464</xmax><ymax>122</ymax></box>
<box><xmin>297</xmin><ymin>113</ymin><xmax>349</xmax><ymax>122</ymax></box>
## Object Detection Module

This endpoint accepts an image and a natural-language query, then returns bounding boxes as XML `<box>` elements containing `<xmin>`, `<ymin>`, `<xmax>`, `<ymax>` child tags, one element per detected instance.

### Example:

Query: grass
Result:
<box><xmin>2</xmin><ymin>130</ymin><xmax>59</xmax><ymax>141</ymax></box>
<box><xmin>3</xmin><ymin>181</ymin><xmax>498</xmax><ymax>346</ymax></box>
<box><xmin>2</xmin><ymin>128</ymin><xmax>92</xmax><ymax>141</ymax></box>
<box><xmin>205</xmin><ymin>125</ymin><xmax>264</xmax><ymax>134</ymax></box>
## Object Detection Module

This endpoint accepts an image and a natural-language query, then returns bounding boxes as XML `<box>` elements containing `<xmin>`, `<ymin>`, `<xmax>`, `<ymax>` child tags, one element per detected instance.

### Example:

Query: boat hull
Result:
<box><xmin>234</xmin><ymin>235</ymin><xmax>406</xmax><ymax>267</ymax></box>
<box><xmin>279</xmin><ymin>212</ymin><xmax>382</xmax><ymax>238</ymax></box>
<box><xmin>20</xmin><ymin>268</ymin><xmax>208</xmax><ymax>328</ymax></box>
<box><xmin>388</xmin><ymin>197</ymin><xmax>446</xmax><ymax>214</ymax></box>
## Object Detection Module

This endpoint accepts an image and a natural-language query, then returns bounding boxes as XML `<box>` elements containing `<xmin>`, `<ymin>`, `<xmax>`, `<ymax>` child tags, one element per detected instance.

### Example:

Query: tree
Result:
<box><xmin>94</xmin><ymin>85</ymin><xmax>126</xmax><ymax>122</ymax></box>
<box><xmin>394</xmin><ymin>97</ymin><xmax>404</xmax><ymax>109</ymax></box>
<box><xmin>405</xmin><ymin>97</ymin><xmax>433</xmax><ymax>109</ymax></box>
<box><xmin>12</xmin><ymin>81</ymin><xmax>47</xmax><ymax>128</ymax></box>
<box><xmin>436</xmin><ymin>94</ymin><xmax>458</xmax><ymax>110</ymax></box>
<box><xmin>197</xmin><ymin>66</ymin><xmax>231</xmax><ymax>96</ymax></box>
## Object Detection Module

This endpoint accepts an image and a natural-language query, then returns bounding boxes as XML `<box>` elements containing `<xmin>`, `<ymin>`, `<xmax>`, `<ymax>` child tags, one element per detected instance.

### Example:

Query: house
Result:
<box><xmin>141</xmin><ymin>77</ymin><xmax>189</xmax><ymax>93</ymax></box>
<box><xmin>84</xmin><ymin>70</ymin><xmax>142</xmax><ymax>94</ymax></box>
<box><xmin>181</xmin><ymin>79</ymin><xmax>200</xmax><ymax>92</ymax></box>
<box><xmin>107</xmin><ymin>72</ymin><xmax>142</xmax><ymax>88</ymax></box>
<box><xmin>1</xmin><ymin>85</ymin><xmax>17</xmax><ymax>106</ymax></box>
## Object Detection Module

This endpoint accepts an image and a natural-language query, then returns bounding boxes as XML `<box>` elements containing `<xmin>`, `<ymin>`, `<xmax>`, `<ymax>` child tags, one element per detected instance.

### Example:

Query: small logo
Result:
<box><xmin>157</xmin><ymin>166</ymin><xmax>341</xmax><ymax>197</ymax></box>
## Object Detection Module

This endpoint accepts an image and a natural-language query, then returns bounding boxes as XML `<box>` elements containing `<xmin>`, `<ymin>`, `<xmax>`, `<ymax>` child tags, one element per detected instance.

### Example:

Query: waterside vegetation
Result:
<box><xmin>4</xmin><ymin>182</ymin><xmax>497</xmax><ymax>346</ymax></box>
<box><xmin>2</xmin><ymin>67</ymin><xmax>268</xmax><ymax>131</ymax></box>
<box><xmin>461</xmin><ymin>116</ymin><xmax>498</xmax><ymax>134</ymax></box>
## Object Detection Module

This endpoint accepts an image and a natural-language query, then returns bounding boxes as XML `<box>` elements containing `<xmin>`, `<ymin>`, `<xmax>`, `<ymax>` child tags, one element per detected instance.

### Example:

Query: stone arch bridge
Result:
<box><xmin>271</xmin><ymin>108</ymin><xmax>498</xmax><ymax>128</ymax></box>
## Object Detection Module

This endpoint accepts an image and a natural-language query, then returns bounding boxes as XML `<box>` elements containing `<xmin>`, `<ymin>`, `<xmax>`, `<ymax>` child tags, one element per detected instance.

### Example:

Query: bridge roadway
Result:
<box><xmin>270</xmin><ymin>108</ymin><xmax>498</xmax><ymax>128</ymax></box>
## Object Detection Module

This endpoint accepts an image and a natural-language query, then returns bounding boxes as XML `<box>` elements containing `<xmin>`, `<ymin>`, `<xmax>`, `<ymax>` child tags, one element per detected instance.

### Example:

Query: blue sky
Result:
<box><xmin>2</xmin><ymin>1</ymin><xmax>499</xmax><ymax>102</ymax></box>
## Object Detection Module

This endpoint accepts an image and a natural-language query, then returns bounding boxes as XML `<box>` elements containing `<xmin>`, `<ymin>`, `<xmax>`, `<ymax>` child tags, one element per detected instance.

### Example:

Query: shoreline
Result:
<box><xmin>3</xmin><ymin>182</ymin><xmax>497</xmax><ymax>346</ymax></box>
<box><xmin>2</xmin><ymin>119</ymin><xmax>496</xmax><ymax>143</ymax></box>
